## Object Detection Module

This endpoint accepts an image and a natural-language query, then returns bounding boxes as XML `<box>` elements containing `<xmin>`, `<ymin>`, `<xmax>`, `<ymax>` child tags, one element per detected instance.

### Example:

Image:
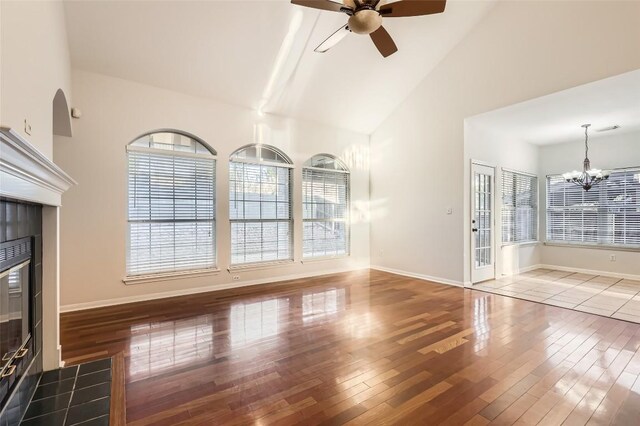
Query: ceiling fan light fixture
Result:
<box><xmin>292</xmin><ymin>0</ymin><xmax>447</xmax><ymax>57</ymax></box>
<box><xmin>348</xmin><ymin>10</ymin><xmax>382</xmax><ymax>34</ymax></box>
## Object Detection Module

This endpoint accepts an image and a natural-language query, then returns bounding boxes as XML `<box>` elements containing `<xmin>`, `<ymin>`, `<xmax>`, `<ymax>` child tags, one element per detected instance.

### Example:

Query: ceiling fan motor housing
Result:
<box><xmin>348</xmin><ymin>9</ymin><xmax>383</xmax><ymax>34</ymax></box>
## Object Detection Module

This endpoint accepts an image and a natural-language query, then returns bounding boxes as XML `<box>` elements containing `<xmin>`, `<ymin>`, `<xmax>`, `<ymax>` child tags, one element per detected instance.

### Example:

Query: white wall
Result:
<box><xmin>369</xmin><ymin>0</ymin><xmax>640</xmax><ymax>285</ymax></box>
<box><xmin>539</xmin><ymin>130</ymin><xmax>640</xmax><ymax>277</ymax></box>
<box><xmin>54</xmin><ymin>70</ymin><xmax>370</xmax><ymax>309</ymax></box>
<box><xmin>464</xmin><ymin>120</ymin><xmax>541</xmax><ymax>278</ymax></box>
<box><xmin>0</xmin><ymin>0</ymin><xmax>72</xmax><ymax>159</ymax></box>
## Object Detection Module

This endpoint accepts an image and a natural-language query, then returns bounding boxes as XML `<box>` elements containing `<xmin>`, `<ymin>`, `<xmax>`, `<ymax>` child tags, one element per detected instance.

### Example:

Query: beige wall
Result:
<box><xmin>55</xmin><ymin>70</ymin><xmax>370</xmax><ymax>309</ymax></box>
<box><xmin>369</xmin><ymin>1</ymin><xmax>640</xmax><ymax>285</ymax></box>
<box><xmin>0</xmin><ymin>0</ymin><xmax>72</xmax><ymax>159</ymax></box>
<box><xmin>539</xmin><ymin>130</ymin><xmax>640</xmax><ymax>276</ymax></box>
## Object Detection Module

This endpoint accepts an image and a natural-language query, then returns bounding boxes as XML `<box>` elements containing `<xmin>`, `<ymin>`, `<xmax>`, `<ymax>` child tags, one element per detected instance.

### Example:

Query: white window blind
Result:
<box><xmin>502</xmin><ymin>170</ymin><xmax>538</xmax><ymax>244</ymax></box>
<box><xmin>127</xmin><ymin>132</ymin><xmax>216</xmax><ymax>276</ymax></box>
<box><xmin>302</xmin><ymin>156</ymin><xmax>349</xmax><ymax>258</ymax></box>
<box><xmin>229</xmin><ymin>145</ymin><xmax>293</xmax><ymax>265</ymax></box>
<box><xmin>547</xmin><ymin>167</ymin><xmax>640</xmax><ymax>248</ymax></box>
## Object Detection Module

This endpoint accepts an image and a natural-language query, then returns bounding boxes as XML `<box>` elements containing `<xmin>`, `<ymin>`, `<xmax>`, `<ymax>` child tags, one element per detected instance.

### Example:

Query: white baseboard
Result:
<box><xmin>374</xmin><ymin>262</ymin><xmax>640</xmax><ymax>287</ymax></box>
<box><xmin>61</xmin><ymin>263</ymin><xmax>639</xmax><ymax>313</ymax></box>
<box><xmin>370</xmin><ymin>265</ymin><xmax>464</xmax><ymax>288</ymax></box>
<box><xmin>519</xmin><ymin>264</ymin><xmax>544</xmax><ymax>274</ymax></box>
<box><xmin>499</xmin><ymin>263</ymin><xmax>640</xmax><ymax>281</ymax></box>
<box><xmin>537</xmin><ymin>264</ymin><xmax>640</xmax><ymax>281</ymax></box>
<box><xmin>60</xmin><ymin>266</ymin><xmax>369</xmax><ymax>313</ymax></box>
<box><xmin>500</xmin><ymin>264</ymin><xmax>544</xmax><ymax>277</ymax></box>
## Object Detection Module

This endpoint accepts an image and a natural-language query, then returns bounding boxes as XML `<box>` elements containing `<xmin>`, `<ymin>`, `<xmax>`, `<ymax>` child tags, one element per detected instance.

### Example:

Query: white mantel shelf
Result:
<box><xmin>0</xmin><ymin>127</ymin><xmax>76</xmax><ymax>206</ymax></box>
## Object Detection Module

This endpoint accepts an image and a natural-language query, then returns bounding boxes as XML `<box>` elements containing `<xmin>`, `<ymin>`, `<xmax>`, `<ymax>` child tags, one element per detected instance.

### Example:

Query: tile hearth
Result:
<box><xmin>20</xmin><ymin>358</ymin><xmax>111</xmax><ymax>426</ymax></box>
<box><xmin>473</xmin><ymin>268</ymin><xmax>640</xmax><ymax>323</ymax></box>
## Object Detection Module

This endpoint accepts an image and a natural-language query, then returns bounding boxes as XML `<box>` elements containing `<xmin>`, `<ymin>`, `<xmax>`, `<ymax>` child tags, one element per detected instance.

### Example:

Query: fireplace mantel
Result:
<box><xmin>0</xmin><ymin>126</ymin><xmax>76</xmax><ymax>373</ymax></box>
<box><xmin>0</xmin><ymin>127</ymin><xmax>76</xmax><ymax>206</ymax></box>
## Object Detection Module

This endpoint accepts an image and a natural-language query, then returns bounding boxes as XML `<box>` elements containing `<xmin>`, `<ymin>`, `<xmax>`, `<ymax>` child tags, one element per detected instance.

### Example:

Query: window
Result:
<box><xmin>229</xmin><ymin>144</ymin><xmax>293</xmax><ymax>265</ymax></box>
<box><xmin>547</xmin><ymin>167</ymin><xmax>640</xmax><ymax>248</ymax></box>
<box><xmin>303</xmin><ymin>154</ymin><xmax>350</xmax><ymax>258</ymax></box>
<box><xmin>127</xmin><ymin>131</ymin><xmax>216</xmax><ymax>276</ymax></box>
<box><xmin>501</xmin><ymin>169</ymin><xmax>538</xmax><ymax>244</ymax></box>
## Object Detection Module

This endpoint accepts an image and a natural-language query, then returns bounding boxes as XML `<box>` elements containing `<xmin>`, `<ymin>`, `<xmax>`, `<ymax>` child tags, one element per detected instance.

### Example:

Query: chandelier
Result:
<box><xmin>562</xmin><ymin>124</ymin><xmax>610</xmax><ymax>191</ymax></box>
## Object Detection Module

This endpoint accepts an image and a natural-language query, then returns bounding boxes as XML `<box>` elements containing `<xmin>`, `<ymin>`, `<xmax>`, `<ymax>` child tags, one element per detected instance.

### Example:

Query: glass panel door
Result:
<box><xmin>471</xmin><ymin>163</ymin><xmax>495</xmax><ymax>283</ymax></box>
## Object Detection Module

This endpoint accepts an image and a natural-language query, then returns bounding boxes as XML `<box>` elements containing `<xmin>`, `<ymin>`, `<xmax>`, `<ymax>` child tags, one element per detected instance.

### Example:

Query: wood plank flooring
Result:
<box><xmin>60</xmin><ymin>269</ymin><xmax>640</xmax><ymax>425</ymax></box>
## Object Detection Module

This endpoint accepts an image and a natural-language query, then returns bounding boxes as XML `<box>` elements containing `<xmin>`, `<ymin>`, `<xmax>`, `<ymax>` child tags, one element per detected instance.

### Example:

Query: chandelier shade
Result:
<box><xmin>562</xmin><ymin>124</ymin><xmax>610</xmax><ymax>191</ymax></box>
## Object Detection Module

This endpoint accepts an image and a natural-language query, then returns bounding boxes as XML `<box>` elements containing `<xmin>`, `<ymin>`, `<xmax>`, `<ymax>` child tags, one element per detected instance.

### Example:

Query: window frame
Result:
<box><xmin>229</xmin><ymin>144</ymin><xmax>294</xmax><ymax>268</ymax></box>
<box><xmin>545</xmin><ymin>166</ymin><xmax>640</xmax><ymax>251</ymax></box>
<box><xmin>302</xmin><ymin>154</ymin><xmax>351</xmax><ymax>260</ymax></box>
<box><xmin>125</xmin><ymin>129</ymin><xmax>218</xmax><ymax>281</ymax></box>
<box><xmin>501</xmin><ymin>168</ymin><xmax>539</xmax><ymax>246</ymax></box>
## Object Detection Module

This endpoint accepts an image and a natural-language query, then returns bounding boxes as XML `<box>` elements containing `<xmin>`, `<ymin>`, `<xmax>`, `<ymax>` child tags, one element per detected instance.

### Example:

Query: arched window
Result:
<box><xmin>303</xmin><ymin>154</ymin><xmax>350</xmax><ymax>258</ymax></box>
<box><xmin>126</xmin><ymin>130</ymin><xmax>216</xmax><ymax>276</ymax></box>
<box><xmin>229</xmin><ymin>144</ymin><xmax>293</xmax><ymax>265</ymax></box>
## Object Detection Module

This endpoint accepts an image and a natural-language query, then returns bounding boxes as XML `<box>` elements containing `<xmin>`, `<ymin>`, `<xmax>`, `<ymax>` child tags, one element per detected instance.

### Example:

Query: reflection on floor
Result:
<box><xmin>474</xmin><ymin>268</ymin><xmax>640</xmax><ymax>323</ymax></box>
<box><xmin>61</xmin><ymin>270</ymin><xmax>640</xmax><ymax>424</ymax></box>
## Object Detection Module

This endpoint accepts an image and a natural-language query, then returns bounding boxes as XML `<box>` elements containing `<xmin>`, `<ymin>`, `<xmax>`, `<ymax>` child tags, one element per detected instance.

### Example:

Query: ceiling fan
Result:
<box><xmin>291</xmin><ymin>0</ymin><xmax>447</xmax><ymax>57</ymax></box>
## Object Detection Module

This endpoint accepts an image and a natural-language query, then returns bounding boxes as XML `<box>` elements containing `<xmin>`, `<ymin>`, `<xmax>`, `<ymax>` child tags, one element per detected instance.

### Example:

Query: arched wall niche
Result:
<box><xmin>52</xmin><ymin>89</ymin><xmax>72</xmax><ymax>137</ymax></box>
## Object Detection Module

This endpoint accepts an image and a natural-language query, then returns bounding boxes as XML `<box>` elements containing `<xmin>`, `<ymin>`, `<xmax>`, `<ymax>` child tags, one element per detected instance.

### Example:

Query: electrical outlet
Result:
<box><xmin>609</xmin><ymin>254</ymin><xmax>616</xmax><ymax>262</ymax></box>
<box><xmin>232</xmin><ymin>275</ymin><xmax>240</xmax><ymax>281</ymax></box>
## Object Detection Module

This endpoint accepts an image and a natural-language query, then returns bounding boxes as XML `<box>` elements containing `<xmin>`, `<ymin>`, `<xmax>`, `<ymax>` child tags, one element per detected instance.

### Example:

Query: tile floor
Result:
<box><xmin>473</xmin><ymin>268</ymin><xmax>640</xmax><ymax>323</ymax></box>
<box><xmin>20</xmin><ymin>358</ymin><xmax>111</xmax><ymax>426</ymax></box>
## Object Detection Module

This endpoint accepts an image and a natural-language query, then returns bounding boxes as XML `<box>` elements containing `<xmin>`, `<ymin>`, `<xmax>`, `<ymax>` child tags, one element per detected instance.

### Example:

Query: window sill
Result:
<box><xmin>544</xmin><ymin>242</ymin><xmax>640</xmax><ymax>253</ymax></box>
<box><xmin>301</xmin><ymin>254</ymin><xmax>350</xmax><ymax>263</ymax></box>
<box><xmin>123</xmin><ymin>268</ymin><xmax>220</xmax><ymax>285</ymax></box>
<box><xmin>501</xmin><ymin>241</ymin><xmax>540</xmax><ymax>248</ymax></box>
<box><xmin>228</xmin><ymin>259</ymin><xmax>295</xmax><ymax>272</ymax></box>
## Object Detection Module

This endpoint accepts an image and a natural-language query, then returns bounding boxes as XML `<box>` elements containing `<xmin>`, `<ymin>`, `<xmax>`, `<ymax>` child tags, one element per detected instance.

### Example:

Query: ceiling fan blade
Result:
<box><xmin>291</xmin><ymin>0</ymin><xmax>349</xmax><ymax>13</ymax></box>
<box><xmin>379</xmin><ymin>0</ymin><xmax>446</xmax><ymax>17</ymax></box>
<box><xmin>315</xmin><ymin>25</ymin><xmax>351</xmax><ymax>53</ymax></box>
<box><xmin>370</xmin><ymin>26</ymin><xmax>398</xmax><ymax>57</ymax></box>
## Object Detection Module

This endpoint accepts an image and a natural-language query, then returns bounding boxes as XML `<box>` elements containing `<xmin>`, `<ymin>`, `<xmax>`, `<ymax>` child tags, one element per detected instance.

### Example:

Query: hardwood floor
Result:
<box><xmin>60</xmin><ymin>270</ymin><xmax>640</xmax><ymax>425</ymax></box>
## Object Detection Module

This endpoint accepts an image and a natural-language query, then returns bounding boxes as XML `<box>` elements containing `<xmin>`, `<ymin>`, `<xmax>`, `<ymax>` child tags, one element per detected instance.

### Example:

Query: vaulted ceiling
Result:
<box><xmin>64</xmin><ymin>0</ymin><xmax>497</xmax><ymax>134</ymax></box>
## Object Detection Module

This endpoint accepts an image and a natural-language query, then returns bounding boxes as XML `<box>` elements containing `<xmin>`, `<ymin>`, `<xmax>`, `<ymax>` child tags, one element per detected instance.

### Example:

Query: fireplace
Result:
<box><xmin>0</xmin><ymin>201</ymin><xmax>43</xmax><ymax>424</ymax></box>
<box><xmin>0</xmin><ymin>128</ymin><xmax>75</xmax><ymax>424</ymax></box>
<box><xmin>1</xmin><ymin>236</ymin><xmax>33</xmax><ymax>405</ymax></box>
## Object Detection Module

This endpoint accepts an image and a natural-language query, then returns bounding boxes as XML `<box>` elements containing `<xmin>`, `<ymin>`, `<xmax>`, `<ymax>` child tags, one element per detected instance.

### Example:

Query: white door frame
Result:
<box><xmin>470</xmin><ymin>160</ymin><xmax>497</xmax><ymax>284</ymax></box>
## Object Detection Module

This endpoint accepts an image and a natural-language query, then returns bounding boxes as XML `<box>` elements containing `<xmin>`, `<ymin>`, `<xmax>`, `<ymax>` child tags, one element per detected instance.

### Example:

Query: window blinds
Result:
<box><xmin>302</xmin><ymin>168</ymin><xmax>349</xmax><ymax>258</ymax></box>
<box><xmin>127</xmin><ymin>150</ymin><xmax>216</xmax><ymax>275</ymax></box>
<box><xmin>547</xmin><ymin>168</ymin><xmax>640</xmax><ymax>247</ymax></box>
<box><xmin>229</xmin><ymin>162</ymin><xmax>292</xmax><ymax>265</ymax></box>
<box><xmin>502</xmin><ymin>170</ymin><xmax>538</xmax><ymax>243</ymax></box>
